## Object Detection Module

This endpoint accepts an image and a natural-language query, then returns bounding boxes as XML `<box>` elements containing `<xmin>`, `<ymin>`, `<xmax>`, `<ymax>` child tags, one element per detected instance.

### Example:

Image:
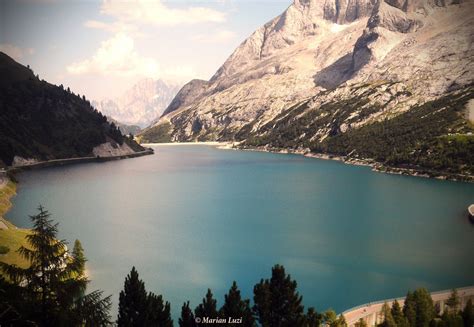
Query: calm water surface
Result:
<box><xmin>7</xmin><ymin>145</ymin><xmax>474</xmax><ymax>318</ymax></box>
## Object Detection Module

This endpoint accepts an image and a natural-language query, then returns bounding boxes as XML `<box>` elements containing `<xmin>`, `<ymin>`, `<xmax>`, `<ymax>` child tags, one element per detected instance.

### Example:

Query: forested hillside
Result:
<box><xmin>242</xmin><ymin>86</ymin><xmax>474</xmax><ymax>177</ymax></box>
<box><xmin>0</xmin><ymin>52</ymin><xmax>144</xmax><ymax>167</ymax></box>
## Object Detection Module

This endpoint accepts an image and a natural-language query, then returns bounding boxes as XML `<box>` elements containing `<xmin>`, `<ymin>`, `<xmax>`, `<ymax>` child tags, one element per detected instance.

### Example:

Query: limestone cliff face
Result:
<box><xmin>207</xmin><ymin>0</ymin><xmax>375</xmax><ymax>92</ymax></box>
<box><xmin>141</xmin><ymin>0</ymin><xmax>474</xmax><ymax>144</ymax></box>
<box><xmin>161</xmin><ymin>79</ymin><xmax>208</xmax><ymax>117</ymax></box>
<box><xmin>94</xmin><ymin>78</ymin><xmax>181</xmax><ymax>128</ymax></box>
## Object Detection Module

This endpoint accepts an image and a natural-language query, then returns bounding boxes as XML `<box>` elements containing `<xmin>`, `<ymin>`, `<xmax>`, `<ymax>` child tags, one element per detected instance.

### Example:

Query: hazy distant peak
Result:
<box><xmin>93</xmin><ymin>78</ymin><xmax>181</xmax><ymax>128</ymax></box>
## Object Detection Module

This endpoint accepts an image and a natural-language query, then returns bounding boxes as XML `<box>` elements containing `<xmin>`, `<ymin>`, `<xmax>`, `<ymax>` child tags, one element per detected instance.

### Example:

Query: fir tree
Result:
<box><xmin>220</xmin><ymin>281</ymin><xmax>255</xmax><ymax>327</ymax></box>
<box><xmin>195</xmin><ymin>289</ymin><xmax>218</xmax><ymax>319</ymax></box>
<box><xmin>392</xmin><ymin>299</ymin><xmax>409</xmax><ymax>327</ymax></box>
<box><xmin>379</xmin><ymin>302</ymin><xmax>396</xmax><ymax>327</ymax></box>
<box><xmin>179</xmin><ymin>301</ymin><xmax>197</xmax><ymax>327</ymax></box>
<box><xmin>117</xmin><ymin>267</ymin><xmax>148</xmax><ymax>326</ymax></box>
<box><xmin>323</xmin><ymin>310</ymin><xmax>347</xmax><ymax>327</ymax></box>
<box><xmin>446</xmin><ymin>289</ymin><xmax>460</xmax><ymax>313</ymax></box>
<box><xmin>305</xmin><ymin>307</ymin><xmax>322</xmax><ymax>327</ymax></box>
<box><xmin>0</xmin><ymin>206</ymin><xmax>110</xmax><ymax>326</ymax></box>
<box><xmin>440</xmin><ymin>311</ymin><xmax>463</xmax><ymax>327</ymax></box>
<box><xmin>461</xmin><ymin>299</ymin><xmax>473</xmax><ymax>327</ymax></box>
<box><xmin>323</xmin><ymin>310</ymin><xmax>338</xmax><ymax>326</ymax></box>
<box><xmin>145</xmin><ymin>292</ymin><xmax>173</xmax><ymax>327</ymax></box>
<box><xmin>253</xmin><ymin>265</ymin><xmax>305</xmax><ymax>327</ymax></box>
<box><xmin>117</xmin><ymin>266</ymin><xmax>173</xmax><ymax>326</ymax></box>
<box><xmin>71</xmin><ymin>239</ymin><xmax>86</xmax><ymax>276</ymax></box>
<box><xmin>413</xmin><ymin>288</ymin><xmax>435</xmax><ymax>327</ymax></box>
<box><xmin>404</xmin><ymin>291</ymin><xmax>417</xmax><ymax>327</ymax></box>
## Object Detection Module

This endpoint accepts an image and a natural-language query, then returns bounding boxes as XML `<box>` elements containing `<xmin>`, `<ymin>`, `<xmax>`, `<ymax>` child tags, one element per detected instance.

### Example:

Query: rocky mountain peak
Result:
<box><xmin>209</xmin><ymin>0</ymin><xmax>376</xmax><ymax>86</ymax></box>
<box><xmin>141</xmin><ymin>0</ymin><xmax>473</xmax><ymax>156</ymax></box>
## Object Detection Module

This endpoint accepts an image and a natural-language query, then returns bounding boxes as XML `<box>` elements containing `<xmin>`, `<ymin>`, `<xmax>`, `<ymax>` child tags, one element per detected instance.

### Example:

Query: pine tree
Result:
<box><xmin>379</xmin><ymin>302</ymin><xmax>396</xmax><ymax>327</ymax></box>
<box><xmin>72</xmin><ymin>239</ymin><xmax>86</xmax><ymax>275</ymax></box>
<box><xmin>446</xmin><ymin>289</ymin><xmax>460</xmax><ymax>313</ymax></box>
<box><xmin>413</xmin><ymin>288</ymin><xmax>435</xmax><ymax>327</ymax></box>
<box><xmin>220</xmin><ymin>281</ymin><xmax>255</xmax><ymax>327</ymax></box>
<box><xmin>440</xmin><ymin>311</ymin><xmax>463</xmax><ymax>327</ymax></box>
<box><xmin>323</xmin><ymin>310</ymin><xmax>347</xmax><ymax>327</ymax></box>
<box><xmin>323</xmin><ymin>310</ymin><xmax>338</xmax><ymax>326</ymax></box>
<box><xmin>0</xmin><ymin>206</ymin><xmax>110</xmax><ymax>326</ymax></box>
<box><xmin>392</xmin><ymin>299</ymin><xmax>409</xmax><ymax>327</ymax></box>
<box><xmin>253</xmin><ymin>278</ymin><xmax>272</xmax><ymax>326</ymax></box>
<box><xmin>145</xmin><ymin>292</ymin><xmax>173</xmax><ymax>327</ymax></box>
<box><xmin>179</xmin><ymin>301</ymin><xmax>197</xmax><ymax>327</ymax></box>
<box><xmin>461</xmin><ymin>299</ymin><xmax>473</xmax><ymax>327</ymax></box>
<box><xmin>337</xmin><ymin>314</ymin><xmax>348</xmax><ymax>327</ymax></box>
<box><xmin>117</xmin><ymin>266</ymin><xmax>148</xmax><ymax>326</ymax></box>
<box><xmin>195</xmin><ymin>289</ymin><xmax>218</xmax><ymax>319</ymax></box>
<box><xmin>404</xmin><ymin>291</ymin><xmax>417</xmax><ymax>327</ymax></box>
<box><xmin>253</xmin><ymin>264</ymin><xmax>306</xmax><ymax>327</ymax></box>
<box><xmin>305</xmin><ymin>307</ymin><xmax>322</xmax><ymax>327</ymax></box>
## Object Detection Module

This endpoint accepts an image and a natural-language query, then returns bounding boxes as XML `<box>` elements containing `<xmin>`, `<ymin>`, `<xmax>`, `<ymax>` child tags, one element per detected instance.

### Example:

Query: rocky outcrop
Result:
<box><xmin>92</xmin><ymin>142</ymin><xmax>135</xmax><ymax>157</ymax></box>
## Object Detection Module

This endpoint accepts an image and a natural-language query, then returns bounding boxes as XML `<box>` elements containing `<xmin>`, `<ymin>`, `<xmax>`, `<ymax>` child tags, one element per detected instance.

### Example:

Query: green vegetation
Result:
<box><xmin>220</xmin><ymin>281</ymin><xmax>255</xmax><ymax>327</ymax></box>
<box><xmin>253</xmin><ymin>264</ymin><xmax>306</xmax><ymax>326</ymax></box>
<box><xmin>0</xmin><ymin>206</ymin><xmax>111</xmax><ymax>326</ymax></box>
<box><xmin>117</xmin><ymin>266</ymin><xmax>172</xmax><ymax>326</ymax></box>
<box><xmin>313</xmin><ymin>90</ymin><xmax>474</xmax><ymax>175</ymax></box>
<box><xmin>139</xmin><ymin>122</ymin><xmax>173</xmax><ymax>143</ymax></box>
<box><xmin>0</xmin><ymin>180</ymin><xmax>16</xmax><ymax>218</ymax></box>
<box><xmin>377</xmin><ymin>289</ymin><xmax>474</xmax><ymax>327</ymax></box>
<box><xmin>243</xmin><ymin>87</ymin><xmax>474</xmax><ymax>177</ymax></box>
<box><xmin>0</xmin><ymin>245</ymin><xmax>9</xmax><ymax>254</ymax></box>
<box><xmin>0</xmin><ymin>180</ymin><xmax>31</xmax><ymax>268</ymax></box>
<box><xmin>124</xmin><ymin>134</ymin><xmax>147</xmax><ymax>152</ymax></box>
<box><xmin>0</xmin><ymin>52</ymin><xmax>143</xmax><ymax>166</ymax></box>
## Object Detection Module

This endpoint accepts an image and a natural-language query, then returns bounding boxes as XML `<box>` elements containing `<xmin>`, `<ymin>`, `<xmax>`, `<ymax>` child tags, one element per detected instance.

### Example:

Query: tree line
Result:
<box><xmin>1</xmin><ymin>207</ymin><xmax>473</xmax><ymax>326</ymax></box>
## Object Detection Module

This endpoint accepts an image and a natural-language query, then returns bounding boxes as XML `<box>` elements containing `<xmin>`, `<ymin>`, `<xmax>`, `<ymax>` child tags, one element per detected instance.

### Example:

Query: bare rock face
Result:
<box><xmin>353</xmin><ymin>0</ymin><xmax>474</xmax><ymax>93</ymax></box>
<box><xmin>93</xmin><ymin>78</ymin><xmax>181</xmax><ymax>128</ymax></box>
<box><xmin>161</xmin><ymin>79</ymin><xmax>209</xmax><ymax>116</ymax></box>
<box><xmin>143</xmin><ymin>0</ymin><xmax>474</xmax><ymax>144</ymax></box>
<box><xmin>209</xmin><ymin>0</ymin><xmax>375</xmax><ymax>89</ymax></box>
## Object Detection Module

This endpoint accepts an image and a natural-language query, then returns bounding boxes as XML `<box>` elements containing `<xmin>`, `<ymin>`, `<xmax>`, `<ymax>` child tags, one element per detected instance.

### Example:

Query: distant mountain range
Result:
<box><xmin>140</xmin><ymin>0</ymin><xmax>474</xmax><ymax>177</ymax></box>
<box><xmin>106</xmin><ymin>116</ymin><xmax>141</xmax><ymax>137</ymax></box>
<box><xmin>92</xmin><ymin>78</ymin><xmax>181</xmax><ymax>128</ymax></box>
<box><xmin>0</xmin><ymin>52</ymin><xmax>145</xmax><ymax>168</ymax></box>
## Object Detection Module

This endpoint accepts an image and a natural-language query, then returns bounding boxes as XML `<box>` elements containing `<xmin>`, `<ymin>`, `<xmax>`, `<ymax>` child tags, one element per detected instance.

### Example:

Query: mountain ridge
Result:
<box><xmin>0</xmin><ymin>52</ymin><xmax>146</xmax><ymax>167</ymax></box>
<box><xmin>139</xmin><ymin>0</ymin><xmax>473</xmax><ymax>177</ymax></box>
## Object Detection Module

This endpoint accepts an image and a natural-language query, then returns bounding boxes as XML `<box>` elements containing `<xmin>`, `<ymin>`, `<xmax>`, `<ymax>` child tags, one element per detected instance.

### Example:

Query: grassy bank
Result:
<box><xmin>0</xmin><ymin>179</ymin><xmax>31</xmax><ymax>269</ymax></box>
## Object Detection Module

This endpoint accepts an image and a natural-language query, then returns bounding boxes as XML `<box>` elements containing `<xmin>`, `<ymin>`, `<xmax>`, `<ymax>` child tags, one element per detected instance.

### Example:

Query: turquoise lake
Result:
<box><xmin>7</xmin><ymin>145</ymin><xmax>474</xmax><ymax>318</ymax></box>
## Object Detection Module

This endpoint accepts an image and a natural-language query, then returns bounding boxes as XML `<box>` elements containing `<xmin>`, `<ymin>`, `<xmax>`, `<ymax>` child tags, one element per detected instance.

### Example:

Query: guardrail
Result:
<box><xmin>341</xmin><ymin>286</ymin><xmax>474</xmax><ymax>326</ymax></box>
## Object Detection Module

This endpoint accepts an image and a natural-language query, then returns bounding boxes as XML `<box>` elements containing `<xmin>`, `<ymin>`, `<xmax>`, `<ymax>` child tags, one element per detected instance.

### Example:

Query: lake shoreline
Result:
<box><xmin>7</xmin><ymin>143</ymin><xmax>474</xmax><ymax>317</ymax></box>
<box><xmin>0</xmin><ymin>177</ymin><xmax>32</xmax><ymax>269</ymax></box>
<box><xmin>143</xmin><ymin>142</ymin><xmax>473</xmax><ymax>183</ymax></box>
<box><xmin>6</xmin><ymin>148</ymin><xmax>154</xmax><ymax>174</ymax></box>
<box><xmin>236</xmin><ymin>145</ymin><xmax>474</xmax><ymax>183</ymax></box>
<box><xmin>0</xmin><ymin>148</ymin><xmax>155</xmax><ymax>266</ymax></box>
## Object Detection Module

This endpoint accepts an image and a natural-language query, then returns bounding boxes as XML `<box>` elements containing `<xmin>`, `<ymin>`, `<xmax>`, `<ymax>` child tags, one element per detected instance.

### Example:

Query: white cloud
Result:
<box><xmin>66</xmin><ymin>33</ymin><xmax>196</xmax><ymax>82</ymax></box>
<box><xmin>0</xmin><ymin>44</ymin><xmax>34</xmax><ymax>61</ymax></box>
<box><xmin>192</xmin><ymin>29</ymin><xmax>236</xmax><ymax>43</ymax></box>
<box><xmin>84</xmin><ymin>20</ymin><xmax>143</xmax><ymax>37</ymax></box>
<box><xmin>67</xmin><ymin>33</ymin><xmax>158</xmax><ymax>77</ymax></box>
<box><xmin>100</xmin><ymin>0</ymin><xmax>226</xmax><ymax>26</ymax></box>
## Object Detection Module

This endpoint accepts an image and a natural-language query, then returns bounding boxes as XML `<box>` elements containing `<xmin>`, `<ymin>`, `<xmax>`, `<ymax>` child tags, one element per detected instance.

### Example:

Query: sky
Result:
<box><xmin>0</xmin><ymin>0</ymin><xmax>291</xmax><ymax>100</ymax></box>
